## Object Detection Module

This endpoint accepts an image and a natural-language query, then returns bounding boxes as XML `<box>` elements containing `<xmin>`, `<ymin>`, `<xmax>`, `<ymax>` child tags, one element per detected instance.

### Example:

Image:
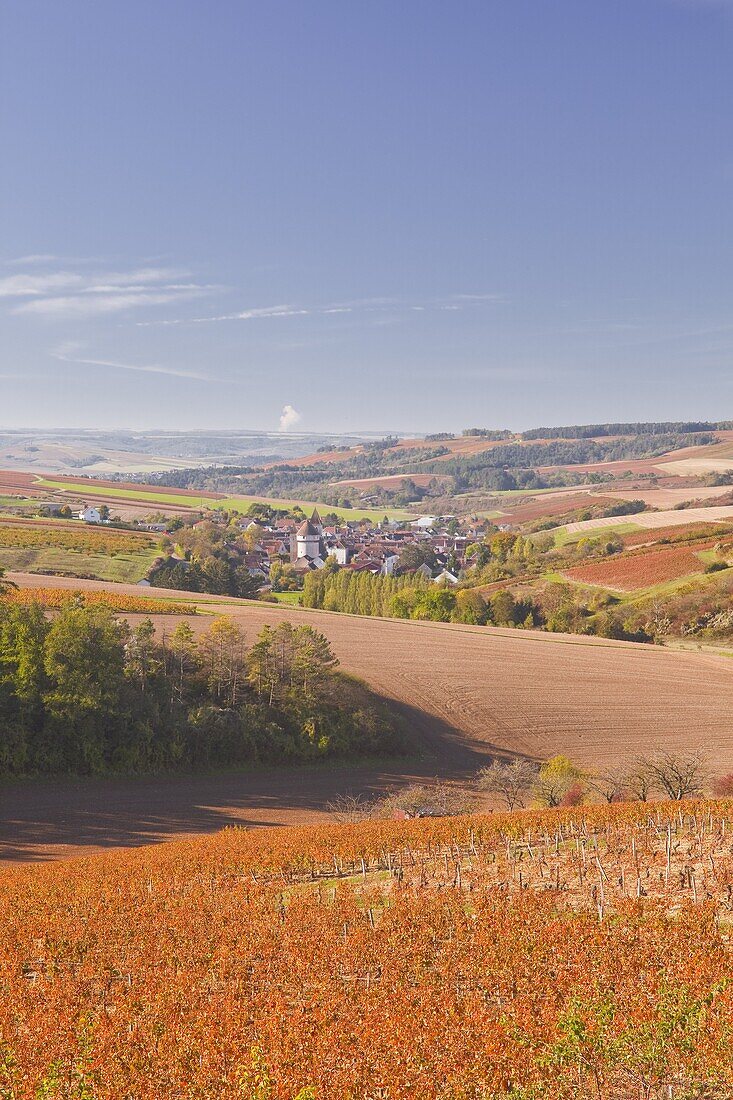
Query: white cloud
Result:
<box><xmin>2</xmin><ymin>264</ymin><xmax>212</xmax><ymax>319</ymax></box>
<box><xmin>0</xmin><ymin>272</ymin><xmax>85</xmax><ymax>298</ymax></box>
<box><xmin>138</xmin><ymin>293</ymin><xmax>503</xmax><ymax>328</ymax></box>
<box><xmin>138</xmin><ymin>303</ymin><xmax>311</xmax><ymax>327</ymax></box>
<box><xmin>17</xmin><ymin>290</ymin><xmax>201</xmax><ymax>318</ymax></box>
<box><xmin>52</xmin><ymin>348</ymin><xmax>211</xmax><ymax>381</ymax></box>
<box><xmin>279</xmin><ymin>404</ymin><xmax>302</xmax><ymax>431</ymax></box>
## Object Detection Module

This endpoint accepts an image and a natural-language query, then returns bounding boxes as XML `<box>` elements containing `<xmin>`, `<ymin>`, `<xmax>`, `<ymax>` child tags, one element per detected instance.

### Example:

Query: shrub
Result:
<box><xmin>713</xmin><ymin>774</ymin><xmax>733</xmax><ymax>798</ymax></box>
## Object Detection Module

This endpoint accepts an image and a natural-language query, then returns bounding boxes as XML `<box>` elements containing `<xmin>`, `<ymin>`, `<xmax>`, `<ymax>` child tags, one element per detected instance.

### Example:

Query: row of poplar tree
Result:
<box><xmin>0</xmin><ymin>600</ymin><xmax>401</xmax><ymax>776</ymax></box>
<box><xmin>300</xmin><ymin>569</ymin><xmax>538</xmax><ymax>626</ymax></box>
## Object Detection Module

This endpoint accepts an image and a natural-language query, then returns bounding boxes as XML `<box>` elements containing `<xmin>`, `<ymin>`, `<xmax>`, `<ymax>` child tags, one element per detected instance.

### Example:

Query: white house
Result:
<box><xmin>77</xmin><ymin>507</ymin><xmax>102</xmax><ymax>524</ymax></box>
<box><xmin>326</xmin><ymin>540</ymin><xmax>349</xmax><ymax>566</ymax></box>
<box><xmin>381</xmin><ymin>553</ymin><xmax>400</xmax><ymax>576</ymax></box>
<box><xmin>433</xmin><ymin>569</ymin><xmax>459</xmax><ymax>586</ymax></box>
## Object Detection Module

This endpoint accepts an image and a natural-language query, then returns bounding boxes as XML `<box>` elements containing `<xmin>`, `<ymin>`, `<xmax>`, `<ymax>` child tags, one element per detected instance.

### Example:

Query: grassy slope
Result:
<box><xmin>37</xmin><ymin>479</ymin><xmax>211</xmax><ymax>508</ymax></box>
<box><xmin>0</xmin><ymin>545</ymin><xmax>160</xmax><ymax>583</ymax></box>
<box><xmin>268</xmin><ymin>591</ymin><xmax>303</xmax><ymax>605</ymax></box>
<box><xmin>553</xmin><ymin>521</ymin><xmax>642</xmax><ymax>547</ymax></box>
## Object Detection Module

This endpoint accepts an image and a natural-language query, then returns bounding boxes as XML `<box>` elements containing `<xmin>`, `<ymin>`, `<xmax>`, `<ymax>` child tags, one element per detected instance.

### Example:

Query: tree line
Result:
<box><xmin>521</xmin><ymin>421</ymin><xmax>726</xmax><ymax>440</ymax></box>
<box><xmin>301</xmin><ymin>568</ymin><xmax>538</xmax><ymax>627</ymax></box>
<box><xmin>0</xmin><ymin>599</ymin><xmax>403</xmax><ymax>776</ymax></box>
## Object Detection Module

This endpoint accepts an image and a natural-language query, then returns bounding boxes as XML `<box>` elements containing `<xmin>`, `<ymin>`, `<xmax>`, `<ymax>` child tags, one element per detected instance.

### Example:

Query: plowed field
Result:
<box><xmin>622</xmin><ymin>522</ymin><xmax>733</xmax><ymax>547</ymax></box>
<box><xmin>8</xmin><ymin>571</ymin><xmax>733</xmax><ymax>859</ymax></box>
<box><xmin>562</xmin><ymin>544</ymin><xmax>710</xmax><ymax>590</ymax></box>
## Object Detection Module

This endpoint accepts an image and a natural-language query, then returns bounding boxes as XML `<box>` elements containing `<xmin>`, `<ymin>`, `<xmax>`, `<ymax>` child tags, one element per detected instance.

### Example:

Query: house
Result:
<box><xmin>78</xmin><ymin>507</ymin><xmax>102</xmax><ymax>524</ymax></box>
<box><xmin>381</xmin><ymin>553</ymin><xmax>400</xmax><ymax>576</ymax></box>
<box><xmin>326</xmin><ymin>540</ymin><xmax>350</xmax><ymax>566</ymax></box>
<box><xmin>433</xmin><ymin>569</ymin><xmax>459</xmax><ymax>585</ymax></box>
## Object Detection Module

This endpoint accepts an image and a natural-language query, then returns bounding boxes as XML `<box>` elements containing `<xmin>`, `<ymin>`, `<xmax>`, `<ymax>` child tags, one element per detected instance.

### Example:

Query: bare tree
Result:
<box><xmin>586</xmin><ymin>764</ymin><xmax>629</xmax><ymax>804</ymax></box>
<box><xmin>373</xmin><ymin>781</ymin><xmax>476</xmax><ymax>819</ymax></box>
<box><xmin>642</xmin><ymin>751</ymin><xmax>709</xmax><ymax>801</ymax></box>
<box><xmin>476</xmin><ymin>758</ymin><xmax>539</xmax><ymax>811</ymax></box>
<box><xmin>325</xmin><ymin>793</ymin><xmax>375</xmax><ymax>824</ymax></box>
<box><xmin>623</xmin><ymin>758</ymin><xmax>655</xmax><ymax>802</ymax></box>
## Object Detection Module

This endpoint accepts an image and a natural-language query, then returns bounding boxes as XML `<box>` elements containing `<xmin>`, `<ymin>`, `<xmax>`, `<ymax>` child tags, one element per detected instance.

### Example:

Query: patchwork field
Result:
<box><xmin>602</xmin><ymin>485</ymin><xmax>732</xmax><ymax>508</ymax></box>
<box><xmin>0</xmin><ymin>470</ymin><xmax>44</xmax><ymax>494</ymax></box>
<box><xmin>652</xmin><ymin>432</ymin><xmax>733</xmax><ymax>476</ymax></box>
<box><xmin>26</xmin><ymin>476</ymin><xmax>409</xmax><ymax>523</ymax></box>
<box><xmin>562</xmin><ymin>505</ymin><xmax>733</xmax><ymax>535</ymax></box>
<box><xmin>0</xmin><ymin>520</ymin><xmax>155</xmax><ymax>554</ymax></box>
<box><xmin>36</xmin><ymin>478</ymin><xmax>214</xmax><ymax>509</ymax></box>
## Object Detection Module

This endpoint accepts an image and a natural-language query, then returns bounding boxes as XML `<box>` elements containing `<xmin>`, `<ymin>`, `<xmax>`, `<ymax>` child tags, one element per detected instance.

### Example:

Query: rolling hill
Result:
<box><xmin>5</xmin><ymin>572</ymin><xmax>733</xmax><ymax>860</ymax></box>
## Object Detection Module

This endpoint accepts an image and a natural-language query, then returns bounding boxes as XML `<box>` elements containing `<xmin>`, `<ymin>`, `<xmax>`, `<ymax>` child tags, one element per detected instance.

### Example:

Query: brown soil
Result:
<box><xmin>537</xmin><ymin>459</ymin><xmax>665</xmax><ymax>477</ymax></box>
<box><xmin>0</xmin><ymin>471</ymin><xmax>44</xmax><ymax>493</ymax></box>
<box><xmin>499</xmin><ymin>493</ymin><xmax>613</xmax><ymax>524</ymax></box>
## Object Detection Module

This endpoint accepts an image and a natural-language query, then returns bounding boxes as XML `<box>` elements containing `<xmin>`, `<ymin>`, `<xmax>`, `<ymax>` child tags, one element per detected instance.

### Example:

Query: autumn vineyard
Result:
<box><xmin>2</xmin><ymin>587</ymin><xmax>197</xmax><ymax>615</ymax></box>
<box><xmin>0</xmin><ymin>523</ymin><xmax>155</xmax><ymax>556</ymax></box>
<box><xmin>3</xmin><ymin>800</ymin><xmax>733</xmax><ymax>1098</ymax></box>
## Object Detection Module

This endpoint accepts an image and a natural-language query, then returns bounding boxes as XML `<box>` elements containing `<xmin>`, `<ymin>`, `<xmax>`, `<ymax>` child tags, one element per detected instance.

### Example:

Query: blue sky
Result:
<box><xmin>1</xmin><ymin>0</ymin><xmax>732</xmax><ymax>434</ymax></box>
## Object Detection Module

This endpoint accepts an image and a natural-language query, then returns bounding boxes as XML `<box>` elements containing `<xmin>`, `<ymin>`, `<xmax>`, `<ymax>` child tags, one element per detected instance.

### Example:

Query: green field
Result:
<box><xmin>35</xmin><ymin>480</ymin><xmax>411</xmax><ymax>523</ymax></box>
<box><xmin>36</xmin><ymin>479</ymin><xmax>210</xmax><ymax>508</ymax></box>
<box><xmin>0</xmin><ymin>496</ymin><xmax>39</xmax><ymax>509</ymax></box>
<box><xmin>215</xmin><ymin>496</ymin><xmax>411</xmax><ymax>522</ymax></box>
<box><xmin>268</xmin><ymin>591</ymin><xmax>302</xmax><ymax>605</ymax></box>
<box><xmin>552</xmin><ymin>521</ymin><xmax>642</xmax><ymax>547</ymax></box>
<box><xmin>0</xmin><ymin>545</ymin><xmax>161</xmax><ymax>584</ymax></box>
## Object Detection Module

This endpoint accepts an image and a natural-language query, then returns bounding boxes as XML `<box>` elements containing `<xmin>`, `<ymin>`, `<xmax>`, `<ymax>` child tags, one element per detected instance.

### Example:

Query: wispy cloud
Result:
<box><xmin>51</xmin><ymin>347</ymin><xmax>211</xmax><ymax>381</ymax></box>
<box><xmin>3</xmin><ymin>253</ymin><xmax>60</xmax><ymax>266</ymax></box>
<box><xmin>279</xmin><ymin>404</ymin><xmax>302</xmax><ymax>431</ymax></box>
<box><xmin>137</xmin><ymin>293</ymin><xmax>503</xmax><ymax>327</ymax></box>
<box><xmin>0</xmin><ymin>272</ymin><xmax>86</xmax><ymax>298</ymax></box>
<box><xmin>2</xmin><ymin>264</ymin><xmax>215</xmax><ymax>319</ymax></box>
<box><xmin>449</xmin><ymin>293</ymin><xmax>505</xmax><ymax>302</ymax></box>
<box><xmin>19</xmin><ymin>290</ymin><xmax>205</xmax><ymax>318</ymax></box>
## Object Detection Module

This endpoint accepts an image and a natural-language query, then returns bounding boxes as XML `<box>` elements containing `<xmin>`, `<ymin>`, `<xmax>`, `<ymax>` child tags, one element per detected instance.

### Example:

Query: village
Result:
<box><xmin>3</xmin><ymin>487</ymin><xmax>509</xmax><ymax>594</ymax></box>
<box><xmin>190</xmin><ymin>506</ymin><xmax>502</xmax><ymax>590</ymax></box>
